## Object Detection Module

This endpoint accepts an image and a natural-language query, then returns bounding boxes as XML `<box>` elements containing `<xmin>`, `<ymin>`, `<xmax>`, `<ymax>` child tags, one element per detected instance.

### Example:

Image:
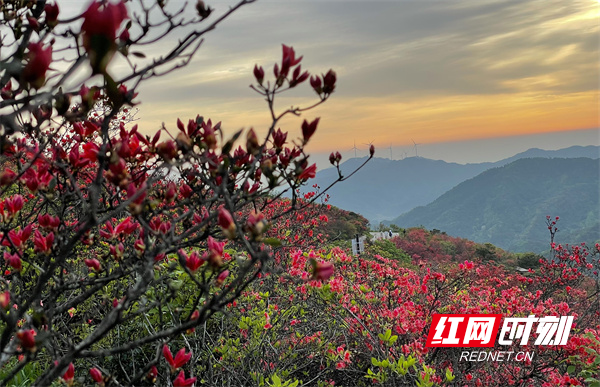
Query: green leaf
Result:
<box><xmin>270</xmin><ymin>373</ymin><xmax>281</xmax><ymax>387</ymax></box>
<box><xmin>567</xmin><ymin>365</ymin><xmax>575</xmax><ymax>374</ymax></box>
<box><xmin>584</xmin><ymin>379</ymin><xmax>600</xmax><ymax>387</ymax></box>
<box><xmin>263</xmin><ymin>238</ymin><xmax>282</xmax><ymax>247</ymax></box>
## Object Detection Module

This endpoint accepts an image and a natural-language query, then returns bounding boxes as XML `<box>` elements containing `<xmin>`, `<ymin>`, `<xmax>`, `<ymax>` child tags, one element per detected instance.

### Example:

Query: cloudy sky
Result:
<box><xmin>70</xmin><ymin>0</ymin><xmax>600</xmax><ymax>164</ymax></box>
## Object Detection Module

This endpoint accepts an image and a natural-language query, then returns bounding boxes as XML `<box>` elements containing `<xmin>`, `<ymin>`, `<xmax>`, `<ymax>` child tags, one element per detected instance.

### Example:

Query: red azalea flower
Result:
<box><xmin>4</xmin><ymin>252</ymin><xmax>22</xmax><ymax>272</ymax></box>
<box><xmin>216</xmin><ymin>270</ymin><xmax>229</xmax><ymax>287</ymax></box>
<box><xmin>62</xmin><ymin>363</ymin><xmax>74</xmax><ymax>386</ymax></box>
<box><xmin>298</xmin><ymin>163</ymin><xmax>317</xmax><ymax>181</ymax></box>
<box><xmin>184</xmin><ymin>250</ymin><xmax>205</xmax><ymax>273</ymax></box>
<box><xmin>82</xmin><ymin>1</ymin><xmax>127</xmax><ymax>42</ymax></box>
<box><xmin>313</xmin><ymin>261</ymin><xmax>334</xmax><ymax>281</ymax></box>
<box><xmin>218</xmin><ymin>207</ymin><xmax>236</xmax><ymax>239</ymax></box>
<box><xmin>22</xmin><ymin>42</ymin><xmax>52</xmax><ymax>89</ymax></box>
<box><xmin>81</xmin><ymin>1</ymin><xmax>128</xmax><ymax>73</ymax></box>
<box><xmin>173</xmin><ymin>370</ymin><xmax>196</xmax><ymax>387</ymax></box>
<box><xmin>89</xmin><ymin>367</ymin><xmax>104</xmax><ymax>386</ymax></box>
<box><xmin>0</xmin><ymin>291</ymin><xmax>10</xmax><ymax>309</ymax></box>
<box><xmin>17</xmin><ymin>329</ymin><xmax>36</xmax><ymax>352</ymax></box>
<box><xmin>44</xmin><ymin>3</ymin><xmax>59</xmax><ymax>27</ymax></box>
<box><xmin>163</xmin><ymin>345</ymin><xmax>192</xmax><ymax>372</ymax></box>
<box><xmin>84</xmin><ymin>258</ymin><xmax>101</xmax><ymax>272</ymax></box>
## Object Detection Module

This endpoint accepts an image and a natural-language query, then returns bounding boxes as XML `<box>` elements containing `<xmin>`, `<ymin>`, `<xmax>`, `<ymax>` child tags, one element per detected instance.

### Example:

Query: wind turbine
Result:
<box><xmin>349</xmin><ymin>140</ymin><xmax>359</xmax><ymax>158</ymax></box>
<box><xmin>363</xmin><ymin>140</ymin><xmax>375</xmax><ymax>157</ymax></box>
<box><xmin>411</xmin><ymin>139</ymin><xmax>421</xmax><ymax>158</ymax></box>
<box><xmin>389</xmin><ymin>143</ymin><xmax>393</xmax><ymax>160</ymax></box>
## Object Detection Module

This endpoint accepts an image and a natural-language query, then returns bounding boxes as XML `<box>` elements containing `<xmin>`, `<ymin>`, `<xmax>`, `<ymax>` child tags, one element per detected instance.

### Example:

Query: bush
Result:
<box><xmin>0</xmin><ymin>1</ymin><xmax>372</xmax><ymax>385</ymax></box>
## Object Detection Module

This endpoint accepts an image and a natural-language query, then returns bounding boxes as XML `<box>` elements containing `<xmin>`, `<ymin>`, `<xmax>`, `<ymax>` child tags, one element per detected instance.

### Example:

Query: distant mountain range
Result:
<box><xmin>311</xmin><ymin>145</ymin><xmax>599</xmax><ymax>223</ymax></box>
<box><xmin>388</xmin><ymin>157</ymin><xmax>599</xmax><ymax>253</ymax></box>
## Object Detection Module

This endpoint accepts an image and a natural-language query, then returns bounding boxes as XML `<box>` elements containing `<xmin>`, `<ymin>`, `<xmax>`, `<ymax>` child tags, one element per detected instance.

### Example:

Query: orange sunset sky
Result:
<box><xmin>65</xmin><ymin>0</ymin><xmax>600</xmax><ymax>164</ymax></box>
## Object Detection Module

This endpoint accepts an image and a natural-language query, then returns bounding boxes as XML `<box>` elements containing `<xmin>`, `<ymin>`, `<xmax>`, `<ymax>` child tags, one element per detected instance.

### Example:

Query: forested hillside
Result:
<box><xmin>390</xmin><ymin>157</ymin><xmax>599</xmax><ymax>252</ymax></box>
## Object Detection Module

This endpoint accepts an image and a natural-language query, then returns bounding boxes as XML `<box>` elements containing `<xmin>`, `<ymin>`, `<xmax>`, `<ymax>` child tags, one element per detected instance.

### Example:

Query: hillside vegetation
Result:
<box><xmin>389</xmin><ymin>157</ymin><xmax>599</xmax><ymax>253</ymax></box>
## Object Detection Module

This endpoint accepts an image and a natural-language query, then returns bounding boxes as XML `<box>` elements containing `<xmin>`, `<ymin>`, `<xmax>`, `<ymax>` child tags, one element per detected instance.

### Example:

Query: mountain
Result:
<box><xmin>388</xmin><ymin>157</ymin><xmax>599</xmax><ymax>253</ymax></box>
<box><xmin>497</xmin><ymin>145</ymin><xmax>599</xmax><ymax>165</ymax></box>
<box><xmin>312</xmin><ymin>156</ymin><xmax>491</xmax><ymax>223</ymax></box>
<box><xmin>310</xmin><ymin>146</ymin><xmax>599</xmax><ymax>223</ymax></box>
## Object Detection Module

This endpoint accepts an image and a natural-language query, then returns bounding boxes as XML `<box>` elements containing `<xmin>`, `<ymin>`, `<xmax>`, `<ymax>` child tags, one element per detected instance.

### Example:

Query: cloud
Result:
<box><xmin>132</xmin><ymin>0</ymin><xmax>598</xmax><ymax>150</ymax></box>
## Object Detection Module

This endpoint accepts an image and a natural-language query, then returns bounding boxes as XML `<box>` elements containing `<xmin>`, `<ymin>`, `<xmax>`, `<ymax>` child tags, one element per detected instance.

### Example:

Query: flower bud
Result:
<box><xmin>253</xmin><ymin>65</ymin><xmax>264</xmax><ymax>85</ymax></box>
<box><xmin>310</xmin><ymin>75</ymin><xmax>322</xmax><ymax>94</ymax></box>
<box><xmin>0</xmin><ymin>291</ymin><xmax>10</xmax><ymax>309</ymax></box>
<box><xmin>246</xmin><ymin>128</ymin><xmax>260</xmax><ymax>155</ymax></box>
<box><xmin>45</xmin><ymin>3</ymin><xmax>60</xmax><ymax>28</ymax></box>
<box><xmin>218</xmin><ymin>207</ymin><xmax>236</xmax><ymax>239</ymax></box>
<box><xmin>301</xmin><ymin>118</ymin><xmax>319</xmax><ymax>144</ymax></box>
<box><xmin>196</xmin><ymin>0</ymin><xmax>212</xmax><ymax>18</ymax></box>
<box><xmin>323</xmin><ymin>69</ymin><xmax>336</xmax><ymax>94</ymax></box>
<box><xmin>17</xmin><ymin>329</ymin><xmax>37</xmax><ymax>352</ymax></box>
<box><xmin>272</xmin><ymin>128</ymin><xmax>287</xmax><ymax>150</ymax></box>
<box><xmin>89</xmin><ymin>367</ymin><xmax>104</xmax><ymax>386</ymax></box>
<box><xmin>62</xmin><ymin>363</ymin><xmax>75</xmax><ymax>387</ymax></box>
<box><xmin>216</xmin><ymin>270</ymin><xmax>229</xmax><ymax>286</ymax></box>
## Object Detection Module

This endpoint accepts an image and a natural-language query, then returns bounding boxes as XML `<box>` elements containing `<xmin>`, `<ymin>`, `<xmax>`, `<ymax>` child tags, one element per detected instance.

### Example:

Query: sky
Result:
<box><xmin>61</xmin><ymin>0</ymin><xmax>600</xmax><ymax>166</ymax></box>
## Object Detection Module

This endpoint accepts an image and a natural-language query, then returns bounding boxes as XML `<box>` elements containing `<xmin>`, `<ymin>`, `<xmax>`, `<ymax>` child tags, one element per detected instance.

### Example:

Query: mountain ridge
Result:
<box><xmin>386</xmin><ymin>157</ymin><xmax>599</xmax><ymax>253</ymax></box>
<box><xmin>310</xmin><ymin>145</ymin><xmax>599</xmax><ymax>223</ymax></box>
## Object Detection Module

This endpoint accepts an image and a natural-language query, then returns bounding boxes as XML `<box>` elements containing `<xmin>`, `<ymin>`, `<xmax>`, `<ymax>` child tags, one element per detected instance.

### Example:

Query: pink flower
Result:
<box><xmin>89</xmin><ymin>367</ymin><xmax>104</xmax><ymax>385</ymax></box>
<box><xmin>4</xmin><ymin>252</ymin><xmax>22</xmax><ymax>272</ymax></box>
<box><xmin>298</xmin><ymin>164</ymin><xmax>317</xmax><ymax>181</ymax></box>
<box><xmin>173</xmin><ymin>370</ymin><xmax>196</xmax><ymax>387</ymax></box>
<box><xmin>163</xmin><ymin>345</ymin><xmax>192</xmax><ymax>372</ymax></box>
<box><xmin>310</xmin><ymin>75</ymin><xmax>322</xmax><ymax>94</ymax></box>
<box><xmin>207</xmin><ymin>236</ymin><xmax>225</xmax><ymax>267</ymax></box>
<box><xmin>272</xmin><ymin>128</ymin><xmax>287</xmax><ymax>149</ymax></box>
<box><xmin>216</xmin><ymin>270</ymin><xmax>229</xmax><ymax>286</ymax></box>
<box><xmin>84</xmin><ymin>258</ymin><xmax>101</xmax><ymax>272</ymax></box>
<box><xmin>182</xmin><ymin>250</ymin><xmax>204</xmax><ymax>273</ymax></box>
<box><xmin>218</xmin><ymin>207</ymin><xmax>236</xmax><ymax>239</ymax></box>
<box><xmin>34</xmin><ymin>230</ymin><xmax>54</xmax><ymax>254</ymax></box>
<box><xmin>22</xmin><ymin>42</ymin><xmax>52</xmax><ymax>89</ymax></box>
<box><xmin>62</xmin><ymin>363</ymin><xmax>74</xmax><ymax>386</ymax></box>
<box><xmin>17</xmin><ymin>329</ymin><xmax>36</xmax><ymax>352</ymax></box>
<box><xmin>81</xmin><ymin>1</ymin><xmax>128</xmax><ymax>73</ymax></box>
<box><xmin>313</xmin><ymin>261</ymin><xmax>334</xmax><ymax>281</ymax></box>
<box><xmin>0</xmin><ymin>169</ymin><xmax>16</xmax><ymax>186</ymax></box>
<box><xmin>0</xmin><ymin>291</ymin><xmax>10</xmax><ymax>309</ymax></box>
<box><xmin>82</xmin><ymin>1</ymin><xmax>127</xmax><ymax>42</ymax></box>
<box><xmin>282</xmin><ymin>44</ymin><xmax>302</xmax><ymax>67</ymax></box>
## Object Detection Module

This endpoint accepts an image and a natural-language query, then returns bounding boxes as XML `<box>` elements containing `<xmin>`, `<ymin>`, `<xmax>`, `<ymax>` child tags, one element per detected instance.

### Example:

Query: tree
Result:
<box><xmin>0</xmin><ymin>1</ymin><xmax>372</xmax><ymax>385</ymax></box>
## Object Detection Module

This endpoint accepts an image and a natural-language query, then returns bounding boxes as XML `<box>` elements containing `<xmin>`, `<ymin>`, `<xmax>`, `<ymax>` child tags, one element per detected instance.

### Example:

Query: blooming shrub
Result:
<box><xmin>0</xmin><ymin>1</ymin><xmax>596</xmax><ymax>386</ymax></box>
<box><xmin>0</xmin><ymin>1</ymin><xmax>373</xmax><ymax>385</ymax></box>
<box><xmin>193</xmin><ymin>226</ymin><xmax>599</xmax><ymax>386</ymax></box>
